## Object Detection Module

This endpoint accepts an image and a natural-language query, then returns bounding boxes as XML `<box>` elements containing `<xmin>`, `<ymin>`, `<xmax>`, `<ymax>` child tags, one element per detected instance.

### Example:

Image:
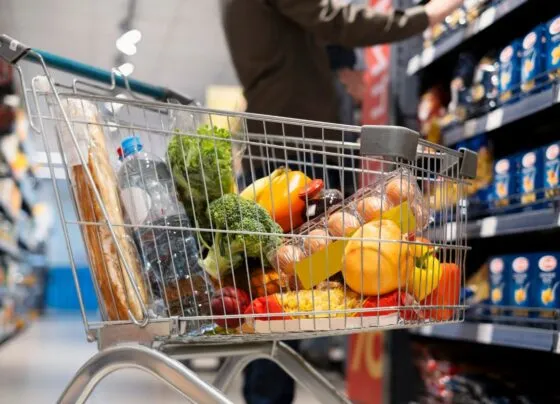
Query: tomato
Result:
<box><xmin>420</xmin><ymin>263</ymin><xmax>461</xmax><ymax>321</ymax></box>
<box><xmin>257</xmin><ymin>170</ymin><xmax>311</xmax><ymax>232</ymax></box>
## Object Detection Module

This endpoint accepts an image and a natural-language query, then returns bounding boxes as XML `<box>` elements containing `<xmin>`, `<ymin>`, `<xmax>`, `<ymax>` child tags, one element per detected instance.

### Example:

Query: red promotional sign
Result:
<box><xmin>348</xmin><ymin>1</ymin><xmax>392</xmax><ymax>403</ymax></box>
<box><xmin>346</xmin><ymin>332</ymin><xmax>385</xmax><ymax>404</ymax></box>
<box><xmin>359</xmin><ymin>0</ymin><xmax>392</xmax><ymax>188</ymax></box>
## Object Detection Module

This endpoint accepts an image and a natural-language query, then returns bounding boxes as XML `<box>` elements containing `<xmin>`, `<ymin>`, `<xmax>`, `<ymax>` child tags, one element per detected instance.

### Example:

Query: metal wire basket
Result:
<box><xmin>1</xmin><ymin>34</ymin><xmax>477</xmax><ymax>404</ymax></box>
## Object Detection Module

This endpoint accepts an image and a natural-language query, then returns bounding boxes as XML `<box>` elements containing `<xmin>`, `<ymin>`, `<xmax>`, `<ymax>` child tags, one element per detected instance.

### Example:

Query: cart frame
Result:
<box><xmin>0</xmin><ymin>34</ymin><xmax>476</xmax><ymax>403</ymax></box>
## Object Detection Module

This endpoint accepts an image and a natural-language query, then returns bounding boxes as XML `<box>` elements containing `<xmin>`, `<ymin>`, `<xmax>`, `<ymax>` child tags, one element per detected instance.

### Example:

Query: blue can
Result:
<box><xmin>521</xmin><ymin>24</ymin><xmax>548</xmax><ymax>94</ymax></box>
<box><xmin>498</xmin><ymin>40</ymin><xmax>522</xmax><ymax>103</ymax></box>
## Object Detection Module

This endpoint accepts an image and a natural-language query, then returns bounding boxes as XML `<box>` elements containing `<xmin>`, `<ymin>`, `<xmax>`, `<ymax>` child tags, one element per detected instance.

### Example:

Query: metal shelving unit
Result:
<box><xmin>407</xmin><ymin>0</ymin><xmax>529</xmax><ymax>75</ymax></box>
<box><xmin>441</xmin><ymin>85</ymin><xmax>560</xmax><ymax>146</ymax></box>
<box><xmin>411</xmin><ymin>322</ymin><xmax>560</xmax><ymax>353</ymax></box>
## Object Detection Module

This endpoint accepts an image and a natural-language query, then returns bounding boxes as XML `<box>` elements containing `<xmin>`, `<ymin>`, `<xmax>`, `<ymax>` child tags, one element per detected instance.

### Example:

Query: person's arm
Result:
<box><xmin>272</xmin><ymin>0</ymin><xmax>464</xmax><ymax>47</ymax></box>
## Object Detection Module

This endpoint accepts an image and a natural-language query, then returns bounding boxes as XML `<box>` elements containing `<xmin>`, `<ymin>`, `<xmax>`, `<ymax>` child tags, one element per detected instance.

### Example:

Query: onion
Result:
<box><xmin>270</xmin><ymin>244</ymin><xmax>305</xmax><ymax>275</ymax></box>
<box><xmin>303</xmin><ymin>228</ymin><xmax>330</xmax><ymax>254</ymax></box>
<box><xmin>355</xmin><ymin>196</ymin><xmax>390</xmax><ymax>223</ymax></box>
<box><xmin>327</xmin><ymin>211</ymin><xmax>361</xmax><ymax>237</ymax></box>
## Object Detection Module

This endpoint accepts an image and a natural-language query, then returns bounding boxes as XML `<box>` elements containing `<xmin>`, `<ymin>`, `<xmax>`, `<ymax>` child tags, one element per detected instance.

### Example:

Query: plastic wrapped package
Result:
<box><xmin>51</xmin><ymin>96</ymin><xmax>149</xmax><ymax>321</ymax></box>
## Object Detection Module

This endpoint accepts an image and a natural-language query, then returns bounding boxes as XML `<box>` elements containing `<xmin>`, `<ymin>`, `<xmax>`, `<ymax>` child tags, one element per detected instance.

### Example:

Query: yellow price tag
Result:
<box><xmin>294</xmin><ymin>239</ymin><xmax>348</xmax><ymax>290</ymax></box>
<box><xmin>379</xmin><ymin>201</ymin><xmax>416</xmax><ymax>234</ymax></box>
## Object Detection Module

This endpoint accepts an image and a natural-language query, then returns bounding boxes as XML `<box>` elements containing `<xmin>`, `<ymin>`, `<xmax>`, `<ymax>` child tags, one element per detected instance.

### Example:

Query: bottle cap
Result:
<box><xmin>298</xmin><ymin>179</ymin><xmax>323</xmax><ymax>200</ymax></box>
<box><xmin>121</xmin><ymin>136</ymin><xmax>143</xmax><ymax>157</ymax></box>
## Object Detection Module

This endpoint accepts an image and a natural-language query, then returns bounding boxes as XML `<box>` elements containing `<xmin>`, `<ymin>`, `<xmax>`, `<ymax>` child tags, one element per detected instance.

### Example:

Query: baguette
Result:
<box><xmin>60</xmin><ymin>98</ymin><xmax>148</xmax><ymax>321</ymax></box>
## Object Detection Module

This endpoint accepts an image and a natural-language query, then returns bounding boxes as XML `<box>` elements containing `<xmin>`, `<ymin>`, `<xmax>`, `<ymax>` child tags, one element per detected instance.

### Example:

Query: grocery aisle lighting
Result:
<box><xmin>118</xmin><ymin>62</ymin><xmax>135</xmax><ymax>77</ymax></box>
<box><xmin>115</xmin><ymin>29</ymin><xmax>142</xmax><ymax>56</ymax></box>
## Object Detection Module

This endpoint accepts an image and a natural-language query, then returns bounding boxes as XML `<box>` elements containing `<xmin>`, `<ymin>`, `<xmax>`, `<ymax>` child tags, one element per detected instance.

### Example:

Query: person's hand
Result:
<box><xmin>338</xmin><ymin>68</ymin><xmax>365</xmax><ymax>104</ymax></box>
<box><xmin>425</xmin><ymin>0</ymin><xmax>464</xmax><ymax>26</ymax></box>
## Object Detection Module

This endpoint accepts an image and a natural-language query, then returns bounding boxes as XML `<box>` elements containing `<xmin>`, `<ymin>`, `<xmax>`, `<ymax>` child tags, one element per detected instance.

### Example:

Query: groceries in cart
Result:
<box><xmin>47</xmin><ymin>94</ymin><xmax>464</xmax><ymax>334</ymax></box>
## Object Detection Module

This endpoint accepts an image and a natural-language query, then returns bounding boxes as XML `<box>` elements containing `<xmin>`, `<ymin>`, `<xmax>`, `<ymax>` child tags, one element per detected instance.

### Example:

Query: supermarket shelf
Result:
<box><xmin>442</xmin><ymin>85</ymin><xmax>559</xmax><ymax>146</ymax></box>
<box><xmin>411</xmin><ymin>322</ymin><xmax>560</xmax><ymax>353</ymax></box>
<box><xmin>432</xmin><ymin>207</ymin><xmax>560</xmax><ymax>241</ymax></box>
<box><xmin>407</xmin><ymin>0</ymin><xmax>528</xmax><ymax>75</ymax></box>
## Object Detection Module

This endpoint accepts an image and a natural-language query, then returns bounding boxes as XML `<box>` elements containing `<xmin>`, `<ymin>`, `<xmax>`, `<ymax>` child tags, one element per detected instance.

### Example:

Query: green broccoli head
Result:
<box><xmin>202</xmin><ymin>194</ymin><xmax>283</xmax><ymax>279</ymax></box>
<box><xmin>167</xmin><ymin>125</ymin><xmax>235</xmax><ymax>234</ymax></box>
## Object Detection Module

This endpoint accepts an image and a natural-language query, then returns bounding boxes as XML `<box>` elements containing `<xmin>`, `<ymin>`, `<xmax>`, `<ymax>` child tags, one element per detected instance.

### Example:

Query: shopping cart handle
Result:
<box><xmin>0</xmin><ymin>34</ymin><xmax>195</xmax><ymax>104</ymax></box>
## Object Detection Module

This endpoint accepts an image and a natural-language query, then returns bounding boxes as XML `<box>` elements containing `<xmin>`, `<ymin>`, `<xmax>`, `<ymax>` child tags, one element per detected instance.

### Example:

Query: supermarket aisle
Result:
<box><xmin>0</xmin><ymin>316</ymin><xmax>343</xmax><ymax>403</ymax></box>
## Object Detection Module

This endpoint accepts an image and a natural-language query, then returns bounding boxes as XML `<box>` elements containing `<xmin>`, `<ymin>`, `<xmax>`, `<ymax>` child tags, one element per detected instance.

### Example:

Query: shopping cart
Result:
<box><xmin>0</xmin><ymin>34</ymin><xmax>477</xmax><ymax>404</ymax></box>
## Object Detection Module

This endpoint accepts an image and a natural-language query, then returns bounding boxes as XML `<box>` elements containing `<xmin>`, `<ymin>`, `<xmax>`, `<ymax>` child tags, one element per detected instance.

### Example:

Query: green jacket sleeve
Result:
<box><xmin>272</xmin><ymin>0</ymin><xmax>429</xmax><ymax>47</ymax></box>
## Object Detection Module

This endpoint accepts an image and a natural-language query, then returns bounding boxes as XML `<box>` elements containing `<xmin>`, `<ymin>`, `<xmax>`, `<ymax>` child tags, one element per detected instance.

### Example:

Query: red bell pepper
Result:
<box><xmin>420</xmin><ymin>263</ymin><xmax>461</xmax><ymax>321</ymax></box>
<box><xmin>244</xmin><ymin>295</ymin><xmax>286</xmax><ymax>321</ymax></box>
<box><xmin>361</xmin><ymin>291</ymin><xmax>417</xmax><ymax>320</ymax></box>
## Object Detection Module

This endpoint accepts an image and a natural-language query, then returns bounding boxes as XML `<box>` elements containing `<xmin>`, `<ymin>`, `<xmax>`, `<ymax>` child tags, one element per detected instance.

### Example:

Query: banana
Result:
<box><xmin>240</xmin><ymin>167</ymin><xmax>288</xmax><ymax>201</ymax></box>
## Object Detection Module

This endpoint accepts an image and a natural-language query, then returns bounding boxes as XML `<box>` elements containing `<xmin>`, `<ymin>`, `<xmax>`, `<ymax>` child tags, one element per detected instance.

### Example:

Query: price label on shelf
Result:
<box><xmin>476</xmin><ymin>324</ymin><xmax>494</xmax><ymax>344</ymax></box>
<box><xmin>419</xmin><ymin>326</ymin><xmax>433</xmax><ymax>336</ymax></box>
<box><xmin>557</xmin><ymin>212</ymin><xmax>560</xmax><ymax>227</ymax></box>
<box><xmin>480</xmin><ymin>216</ymin><xmax>498</xmax><ymax>238</ymax></box>
<box><xmin>445</xmin><ymin>222</ymin><xmax>457</xmax><ymax>241</ymax></box>
<box><xmin>407</xmin><ymin>55</ymin><xmax>420</xmax><ymax>75</ymax></box>
<box><xmin>477</xmin><ymin>7</ymin><xmax>497</xmax><ymax>31</ymax></box>
<box><xmin>464</xmin><ymin>120</ymin><xmax>477</xmax><ymax>138</ymax></box>
<box><xmin>421</xmin><ymin>47</ymin><xmax>435</xmax><ymax>66</ymax></box>
<box><xmin>485</xmin><ymin>108</ymin><xmax>504</xmax><ymax>131</ymax></box>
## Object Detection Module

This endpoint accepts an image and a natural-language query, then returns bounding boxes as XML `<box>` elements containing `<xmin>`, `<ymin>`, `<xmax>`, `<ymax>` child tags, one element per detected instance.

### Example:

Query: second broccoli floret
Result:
<box><xmin>202</xmin><ymin>194</ymin><xmax>283</xmax><ymax>279</ymax></box>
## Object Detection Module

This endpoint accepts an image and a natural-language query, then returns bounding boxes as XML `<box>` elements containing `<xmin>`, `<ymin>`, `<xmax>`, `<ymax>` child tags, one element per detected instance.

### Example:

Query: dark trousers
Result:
<box><xmin>241</xmin><ymin>162</ymin><xmax>354</xmax><ymax>404</ymax></box>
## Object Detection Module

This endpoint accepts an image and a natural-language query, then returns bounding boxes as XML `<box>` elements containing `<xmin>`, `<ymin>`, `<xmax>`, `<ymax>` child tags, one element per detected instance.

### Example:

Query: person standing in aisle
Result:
<box><xmin>221</xmin><ymin>1</ymin><xmax>464</xmax><ymax>403</ymax></box>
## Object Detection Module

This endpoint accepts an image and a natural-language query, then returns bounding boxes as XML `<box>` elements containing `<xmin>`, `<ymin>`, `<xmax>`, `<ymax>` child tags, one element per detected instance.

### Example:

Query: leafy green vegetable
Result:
<box><xmin>167</xmin><ymin>125</ymin><xmax>235</xmax><ymax>239</ymax></box>
<box><xmin>202</xmin><ymin>194</ymin><xmax>283</xmax><ymax>279</ymax></box>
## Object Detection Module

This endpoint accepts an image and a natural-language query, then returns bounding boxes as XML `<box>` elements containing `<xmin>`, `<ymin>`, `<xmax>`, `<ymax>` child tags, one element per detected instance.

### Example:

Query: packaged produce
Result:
<box><xmin>168</xmin><ymin>125</ymin><xmax>237</xmax><ymax>243</ymax></box>
<box><xmin>521</xmin><ymin>24</ymin><xmax>548</xmax><ymax>94</ymax></box>
<box><xmin>517</xmin><ymin>149</ymin><xmax>543</xmax><ymax>209</ymax></box>
<box><xmin>535</xmin><ymin>253</ymin><xmax>560</xmax><ymax>314</ymax></box>
<box><xmin>53</xmin><ymin>98</ymin><xmax>148</xmax><ymax>321</ymax></box>
<box><xmin>117</xmin><ymin>136</ymin><xmax>213</xmax><ymax>319</ymax></box>
<box><xmin>492</xmin><ymin>157</ymin><xmax>517</xmax><ymax>208</ymax></box>
<box><xmin>298</xmin><ymin>179</ymin><xmax>343</xmax><ymax>222</ymax></box>
<box><xmin>498</xmin><ymin>40</ymin><xmax>522</xmax><ymax>103</ymax></box>
<box><xmin>269</xmin><ymin>169</ymin><xmax>428</xmax><ymax>292</ymax></box>
<box><xmin>469</xmin><ymin>54</ymin><xmax>499</xmax><ymax>116</ymax></box>
<box><xmin>543</xmin><ymin>141</ymin><xmax>559</xmax><ymax>199</ymax></box>
<box><xmin>546</xmin><ymin>15</ymin><xmax>560</xmax><ymax>80</ymax></box>
<box><xmin>440</xmin><ymin>53</ymin><xmax>476</xmax><ymax>127</ymax></box>
<box><xmin>202</xmin><ymin>194</ymin><xmax>283</xmax><ymax>279</ymax></box>
<box><xmin>489</xmin><ymin>255</ymin><xmax>510</xmax><ymax>309</ymax></box>
<box><xmin>417</xmin><ymin>86</ymin><xmax>447</xmax><ymax>144</ymax></box>
<box><xmin>240</xmin><ymin>167</ymin><xmax>312</xmax><ymax>232</ymax></box>
<box><xmin>509</xmin><ymin>254</ymin><xmax>534</xmax><ymax>317</ymax></box>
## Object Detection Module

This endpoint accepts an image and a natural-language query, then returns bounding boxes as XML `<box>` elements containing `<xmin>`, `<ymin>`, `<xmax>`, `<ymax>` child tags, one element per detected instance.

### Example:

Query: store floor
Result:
<box><xmin>0</xmin><ymin>315</ymin><xmax>345</xmax><ymax>403</ymax></box>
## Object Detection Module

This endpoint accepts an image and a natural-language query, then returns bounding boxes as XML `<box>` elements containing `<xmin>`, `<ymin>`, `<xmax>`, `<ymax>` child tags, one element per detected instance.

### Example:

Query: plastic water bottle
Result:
<box><xmin>117</xmin><ymin>136</ymin><xmax>213</xmax><ymax>325</ymax></box>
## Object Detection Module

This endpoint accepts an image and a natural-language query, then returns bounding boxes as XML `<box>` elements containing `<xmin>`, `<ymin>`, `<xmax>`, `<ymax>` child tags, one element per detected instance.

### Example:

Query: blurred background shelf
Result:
<box><xmin>441</xmin><ymin>85</ymin><xmax>560</xmax><ymax>146</ymax></box>
<box><xmin>411</xmin><ymin>321</ymin><xmax>560</xmax><ymax>353</ymax></box>
<box><xmin>0</xmin><ymin>238</ymin><xmax>21</xmax><ymax>261</ymax></box>
<box><xmin>407</xmin><ymin>0</ymin><xmax>529</xmax><ymax>75</ymax></box>
<box><xmin>431</xmin><ymin>206</ymin><xmax>560</xmax><ymax>241</ymax></box>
